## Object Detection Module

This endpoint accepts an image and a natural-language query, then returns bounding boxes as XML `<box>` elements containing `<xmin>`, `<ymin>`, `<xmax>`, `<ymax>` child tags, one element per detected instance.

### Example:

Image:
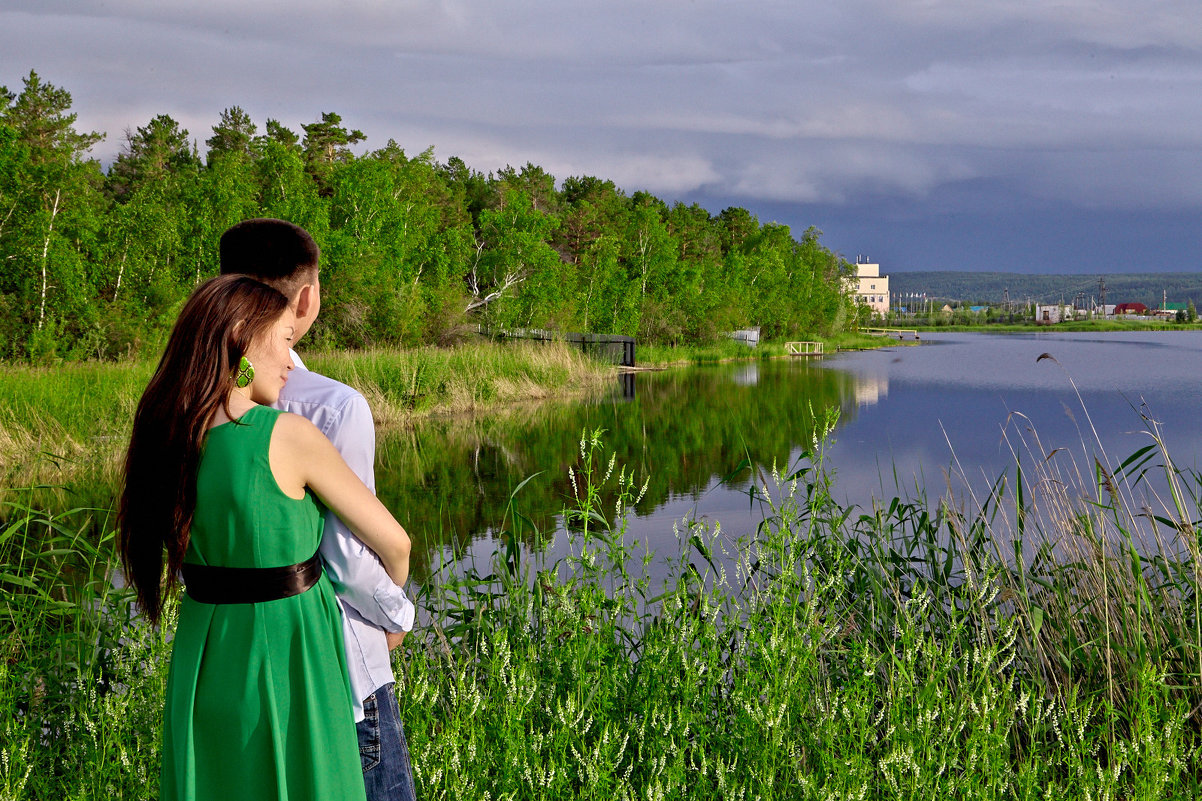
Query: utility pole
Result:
<box><xmin>1098</xmin><ymin>277</ymin><xmax>1106</xmax><ymax>317</ymax></box>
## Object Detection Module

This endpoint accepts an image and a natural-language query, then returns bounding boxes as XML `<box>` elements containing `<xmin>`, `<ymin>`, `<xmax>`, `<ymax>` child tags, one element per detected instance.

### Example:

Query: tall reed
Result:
<box><xmin>398</xmin><ymin>420</ymin><xmax>1201</xmax><ymax>798</ymax></box>
<box><xmin>0</xmin><ymin>494</ymin><xmax>172</xmax><ymax>799</ymax></box>
<box><xmin>5</xmin><ymin>408</ymin><xmax>1202</xmax><ymax>797</ymax></box>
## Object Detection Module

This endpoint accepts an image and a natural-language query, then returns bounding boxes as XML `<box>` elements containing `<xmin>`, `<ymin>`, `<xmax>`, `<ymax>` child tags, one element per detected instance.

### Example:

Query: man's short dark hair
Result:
<box><xmin>219</xmin><ymin>218</ymin><xmax>319</xmax><ymax>296</ymax></box>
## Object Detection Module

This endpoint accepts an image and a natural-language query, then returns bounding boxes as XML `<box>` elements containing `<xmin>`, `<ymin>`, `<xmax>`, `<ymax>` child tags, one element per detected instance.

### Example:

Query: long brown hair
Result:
<box><xmin>118</xmin><ymin>274</ymin><xmax>290</xmax><ymax>623</ymax></box>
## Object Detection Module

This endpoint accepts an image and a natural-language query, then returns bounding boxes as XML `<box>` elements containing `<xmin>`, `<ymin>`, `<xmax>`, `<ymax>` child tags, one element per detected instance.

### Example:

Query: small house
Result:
<box><xmin>1035</xmin><ymin>304</ymin><xmax>1074</xmax><ymax>324</ymax></box>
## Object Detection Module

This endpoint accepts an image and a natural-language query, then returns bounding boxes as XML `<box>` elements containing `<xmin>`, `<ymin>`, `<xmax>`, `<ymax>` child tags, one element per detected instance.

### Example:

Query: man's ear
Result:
<box><xmin>295</xmin><ymin>283</ymin><xmax>317</xmax><ymax>320</ymax></box>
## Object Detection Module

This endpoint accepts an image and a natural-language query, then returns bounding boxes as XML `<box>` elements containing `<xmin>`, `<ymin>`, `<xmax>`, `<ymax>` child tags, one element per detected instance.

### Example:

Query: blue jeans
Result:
<box><xmin>356</xmin><ymin>683</ymin><xmax>416</xmax><ymax>801</ymax></box>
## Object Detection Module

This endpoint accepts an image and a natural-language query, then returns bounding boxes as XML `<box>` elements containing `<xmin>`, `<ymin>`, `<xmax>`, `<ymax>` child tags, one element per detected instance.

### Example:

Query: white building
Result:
<box><xmin>1035</xmin><ymin>304</ymin><xmax>1074</xmax><ymax>324</ymax></box>
<box><xmin>852</xmin><ymin>259</ymin><xmax>890</xmax><ymax>316</ymax></box>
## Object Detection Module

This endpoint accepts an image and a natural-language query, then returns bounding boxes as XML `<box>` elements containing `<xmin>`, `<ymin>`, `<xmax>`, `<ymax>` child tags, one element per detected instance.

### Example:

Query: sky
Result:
<box><xmin>4</xmin><ymin>0</ymin><xmax>1202</xmax><ymax>274</ymax></box>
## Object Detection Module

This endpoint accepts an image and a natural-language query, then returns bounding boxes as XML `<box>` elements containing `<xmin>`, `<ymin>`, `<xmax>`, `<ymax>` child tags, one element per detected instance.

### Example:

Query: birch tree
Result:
<box><xmin>0</xmin><ymin>71</ymin><xmax>103</xmax><ymax>356</ymax></box>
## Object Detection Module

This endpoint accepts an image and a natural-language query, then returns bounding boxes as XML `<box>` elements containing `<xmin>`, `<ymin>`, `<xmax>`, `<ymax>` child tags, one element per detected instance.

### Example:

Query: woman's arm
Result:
<box><xmin>271</xmin><ymin>412</ymin><xmax>411</xmax><ymax>586</ymax></box>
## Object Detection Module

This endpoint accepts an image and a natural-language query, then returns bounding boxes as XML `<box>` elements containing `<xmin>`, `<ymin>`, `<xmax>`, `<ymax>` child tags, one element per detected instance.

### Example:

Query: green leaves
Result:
<box><xmin>0</xmin><ymin>72</ymin><xmax>857</xmax><ymax>359</ymax></box>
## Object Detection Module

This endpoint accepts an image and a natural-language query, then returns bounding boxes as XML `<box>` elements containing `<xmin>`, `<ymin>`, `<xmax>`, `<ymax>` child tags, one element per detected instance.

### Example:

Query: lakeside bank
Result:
<box><xmin>637</xmin><ymin>331</ymin><xmax>896</xmax><ymax>367</ymax></box>
<box><xmin>0</xmin><ymin>342</ymin><xmax>607</xmax><ymax>488</ymax></box>
<box><xmin>0</xmin><ymin>332</ymin><xmax>891</xmax><ymax>490</ymax></box>
<box><xmin>902</xmin><ymin>318</ymin><xmax>1202</xmax><ymax>334</ymax></box>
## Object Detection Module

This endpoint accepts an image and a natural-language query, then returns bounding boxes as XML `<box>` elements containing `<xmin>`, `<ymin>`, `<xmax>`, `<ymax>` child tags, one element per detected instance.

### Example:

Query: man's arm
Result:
<box><xmin>319</xmin><ymin>393</ymin><xmax>416</xmax><ymax>633</ymax></box>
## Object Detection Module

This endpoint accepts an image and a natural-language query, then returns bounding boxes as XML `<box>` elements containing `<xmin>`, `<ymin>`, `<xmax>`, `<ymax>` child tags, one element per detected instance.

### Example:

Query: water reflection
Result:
<box><xmin>381</xmin><ymin>331</ymin><xmax>1202</xmax><ymax>584</ymax></box>
<box><xmin>378</xmin><ymin>359</ymin><xmax>859</xmax><ymax>582</ymax></box>
<box><xmin>852</xmin><ymin>371</ymin><xmax>888</xmax><ymax>406</ymax></box>
<box><xmin>817</xmin><ymin>331</ymin><xmax>1202</xmax><ymax>511</ymax></box>
<box><xmin>730</xmin><ymin>363</ymin><xmax>759</xmax><ymax>387</ymax></box>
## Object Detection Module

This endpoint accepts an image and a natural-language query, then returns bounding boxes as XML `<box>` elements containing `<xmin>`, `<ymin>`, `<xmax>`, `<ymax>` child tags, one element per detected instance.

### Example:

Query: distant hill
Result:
<box><xmin>887</xmin><ymin>271</ymin><xmax>1202</xmax><ymax>308</ymax></box>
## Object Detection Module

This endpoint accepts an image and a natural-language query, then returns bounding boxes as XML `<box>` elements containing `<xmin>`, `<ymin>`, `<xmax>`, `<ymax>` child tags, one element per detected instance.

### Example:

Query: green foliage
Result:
<box><xmin>8</xmin><ymin>418</ymin><xmax>1202</xmax><ymax>796</ymax></box>
<box><xmin>0</xmin><ymin>496</ymin><xmax>172</xmax><ymax>799</ymax></box>
<box><xmin>0</xmin><ymin>72</ymin><xmax>108</xmax><ymax>360</ymax></box>
<box><xmin>0</xmin><ymin>73</ymin><xmax>856</xmax><ymax>361</ymax></box>
<box><xmin>106</xmin><ymin>114</ymin><xmax>199</xmax><ymax>201</ymax></box>
<box><xmin>205</xmin><ymin>106</ymin><xmax>257</xmax><ymax>164</ymax></box>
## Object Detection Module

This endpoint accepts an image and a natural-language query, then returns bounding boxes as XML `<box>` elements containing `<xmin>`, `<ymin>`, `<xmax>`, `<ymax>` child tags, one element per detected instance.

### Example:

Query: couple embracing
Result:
<box><xmin>119</xmin><ymin>219</ymin><xmax>417</xmax><ymax>801</ymax></box>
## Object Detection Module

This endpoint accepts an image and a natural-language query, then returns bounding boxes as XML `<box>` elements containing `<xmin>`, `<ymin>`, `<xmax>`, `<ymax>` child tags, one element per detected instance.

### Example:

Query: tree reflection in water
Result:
<box><xmin>376</xmin><ymin>360</ymin><xmax>860</xmax><ymax>583</ymax></box>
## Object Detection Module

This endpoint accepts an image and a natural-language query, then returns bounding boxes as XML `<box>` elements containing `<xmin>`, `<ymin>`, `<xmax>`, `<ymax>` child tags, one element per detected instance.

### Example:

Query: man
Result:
<box><xmin>220</xmin><ymin>218</ymin><xmax>417</xmax><ymax>801</ymax></box>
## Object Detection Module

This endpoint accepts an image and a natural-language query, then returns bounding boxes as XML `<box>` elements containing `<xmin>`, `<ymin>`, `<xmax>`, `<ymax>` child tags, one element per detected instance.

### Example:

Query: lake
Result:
<box><xmin>382</xmin><ymin>331</ymin><xmax>1202</xmax><ymax>584</ymax></box>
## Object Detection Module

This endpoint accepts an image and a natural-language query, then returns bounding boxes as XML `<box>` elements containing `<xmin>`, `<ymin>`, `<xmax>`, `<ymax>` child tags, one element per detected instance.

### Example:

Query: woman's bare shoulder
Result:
<box><xmin>271</xmin><ymin>411</ymin><xmax>327</xmax><ymax>451</ymax></box>
<box><xmin>273</xmin><ymin>409</ymin><xmax>318</xmax><ymax>432</ymax></box>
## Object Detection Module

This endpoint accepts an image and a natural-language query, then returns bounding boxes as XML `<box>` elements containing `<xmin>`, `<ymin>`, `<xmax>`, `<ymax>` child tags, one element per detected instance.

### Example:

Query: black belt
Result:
<box><xmin>181</xmin><ymin>551</ymin><xmax>323</xmax><ymax>604</ymax></box>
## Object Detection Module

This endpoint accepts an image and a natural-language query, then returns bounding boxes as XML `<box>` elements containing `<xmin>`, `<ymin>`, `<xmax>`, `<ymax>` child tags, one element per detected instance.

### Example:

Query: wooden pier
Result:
<box><xmin>865</xmin><ymin>328</ymin><xmax>920</xmax><ymax>341</ymax></box>
<box><xmin>482</xmin><ymin>326</ymin><xmax>637</xmax><ymax>366</ymax></box>
<box><xmin>785</xmin><ymin>341</ymin><xmax>824</xmax><ymax>356</ymax></box>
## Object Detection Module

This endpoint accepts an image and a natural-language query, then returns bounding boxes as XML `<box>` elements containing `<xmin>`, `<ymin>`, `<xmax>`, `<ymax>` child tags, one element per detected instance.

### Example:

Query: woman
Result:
<box><xmin>118</xmin><ymin>274</ymin><xmax>410</xmax><ymax>801</ymax></box>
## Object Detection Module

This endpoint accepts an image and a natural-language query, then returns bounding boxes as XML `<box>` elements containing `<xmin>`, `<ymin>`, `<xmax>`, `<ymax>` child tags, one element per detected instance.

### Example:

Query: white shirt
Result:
<box><xmin>275</xmin><ymin>351</ymin><xmax>415</xmax><ymax>721</ymax></box>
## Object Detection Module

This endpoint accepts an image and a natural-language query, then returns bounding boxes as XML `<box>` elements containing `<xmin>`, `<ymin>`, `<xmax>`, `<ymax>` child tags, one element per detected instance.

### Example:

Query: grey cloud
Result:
<box><xmin>4</xmin><ymin>0</ymin><xmax>1202</xmax><ymax>269</ymax></box>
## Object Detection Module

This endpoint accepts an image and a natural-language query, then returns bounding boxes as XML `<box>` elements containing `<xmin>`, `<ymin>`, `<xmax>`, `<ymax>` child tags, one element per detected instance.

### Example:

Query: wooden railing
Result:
<box><xmin>864</xmin><ymin>328</ymin><xmax>920</xmax><ymax>340</ymax></box>
<box><xmin>785</xmin><ymin>341</ymin><xmax>824</xmax><ymax>356</ymax></box>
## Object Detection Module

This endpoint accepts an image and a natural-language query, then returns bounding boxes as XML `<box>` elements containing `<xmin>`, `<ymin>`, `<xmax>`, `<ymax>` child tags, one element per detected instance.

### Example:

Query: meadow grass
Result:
<box><xmin>5</xmin><ymin>414</ymin><xmax>1202</xmax><ymax>799</ymax></box>
<box><xmin>0</xmin><ymin>495</ymin><xmax>169</xmax><ymax>800</ymax></box>
<box><xmin>303</xmin><ymin>341</ymin><xmax>610</xmax><ymax>425</ymax></box>
<box><xmin>824</xmin><ymin>331</ymin><xmax>902</xmax><ymax>351</ymax></box>
<box><xmin>0</xmin><ymin>341</ymin><xmax>610</xmax><ymax>516</ymax></box>
<box><xmin>0</xmin><ymin>362</ymin><xmax>152</xmax><ymax>490</ymax></box>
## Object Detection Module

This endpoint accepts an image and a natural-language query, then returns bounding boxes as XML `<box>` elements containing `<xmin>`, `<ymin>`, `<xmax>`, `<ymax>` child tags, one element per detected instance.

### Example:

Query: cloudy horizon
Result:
<box><xmin>5</xmin><ymin>0</ymin><xmax>1202</xmax><ymax>273</ymax></box>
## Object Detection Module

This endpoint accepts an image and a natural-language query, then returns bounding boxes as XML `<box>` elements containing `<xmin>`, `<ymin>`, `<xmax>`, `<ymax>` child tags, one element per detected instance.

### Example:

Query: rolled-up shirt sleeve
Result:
<box><xmin>318</xmin><ymin>393</ymin><xmax>415</xmax><ymax>633</ymax></box>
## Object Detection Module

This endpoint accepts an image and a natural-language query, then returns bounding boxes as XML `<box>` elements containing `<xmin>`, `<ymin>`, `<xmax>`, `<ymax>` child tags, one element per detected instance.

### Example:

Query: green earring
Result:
<box><xmin>235</xmin><ymin>356</ymin><xmax>255</xmax><ymax>388</ymax></box>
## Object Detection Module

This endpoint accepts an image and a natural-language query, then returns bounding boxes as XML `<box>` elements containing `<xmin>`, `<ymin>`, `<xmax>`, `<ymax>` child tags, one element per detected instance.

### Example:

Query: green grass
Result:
<box><xmin>0</xmin><ymin>362</ymin><xmax>153</xmax><ymax>518</ymax></box>
<box><xmin>0</xmin><ymin>341</ymin><xmax>612</xmax><ymax>518</ymax></box>
<box><xmin>0</xmin><ymin>495</ymin><xmax>171</xmax><ymax>799</ymax></box>
<box><xmin>0</xmin><ymin>361</ymin><xmax>152</xmax><ymax>475</ymax></box>
<box><xmin>823</xmin><ymin>331</ymin><xmax>902</xmax><ymax>350</ymax></box>
<box><xmin>6</xmin><ymin>412</ymin><xmax>1202</xmax><ymax>798</ymax></box>
<box><xmin>637</xmin><ymin>339</ymin><xmax>777</xmax><ymax>366</ymax></box>
<box><xmin>400</xmin><ymin>420</ymin><xmax>1202</xmax><ymax>798</ymax></box>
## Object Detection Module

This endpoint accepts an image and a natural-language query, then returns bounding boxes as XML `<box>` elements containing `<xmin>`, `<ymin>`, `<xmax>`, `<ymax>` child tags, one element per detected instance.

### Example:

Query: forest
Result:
<box><xmin>0</xmin><ymin>70</ymin><xmax>857</xmax><ymax>362</ymax></box>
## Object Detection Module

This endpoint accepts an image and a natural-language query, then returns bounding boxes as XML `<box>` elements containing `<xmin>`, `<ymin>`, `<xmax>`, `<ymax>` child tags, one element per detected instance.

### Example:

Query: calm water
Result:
<box><xmin>383</xmin><ymin>331</ymin><xmax>1202</xmax><ymax>583</ymax></box>
<box><xmin>819</xmin><ymin>330</ymin><xmax>1202</xmax><ymax>503</ymax></box>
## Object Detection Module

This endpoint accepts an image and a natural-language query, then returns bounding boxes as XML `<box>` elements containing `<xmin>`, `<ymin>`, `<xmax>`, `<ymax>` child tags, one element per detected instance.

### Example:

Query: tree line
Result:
<box><xmin>889</xmin><ymin>271</ymin><xmax>1202</xmax><ymax>310</ymax></box>
<box><xmin>0</xmin><ymin>70</ymin><xmax>857</xmax><ymax>361</ymax></box>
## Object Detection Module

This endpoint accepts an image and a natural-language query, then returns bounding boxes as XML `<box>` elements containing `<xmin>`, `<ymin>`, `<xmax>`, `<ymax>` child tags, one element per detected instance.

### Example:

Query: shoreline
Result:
<box><xmin>902</xmin><ymin>319</ymin><xmax>1202</xmax><ymax>333</ymax></box>
<box><xmin>0</xmin><ymin>331</ymin><xmax>903</xmax><ymax>489</ymax></box>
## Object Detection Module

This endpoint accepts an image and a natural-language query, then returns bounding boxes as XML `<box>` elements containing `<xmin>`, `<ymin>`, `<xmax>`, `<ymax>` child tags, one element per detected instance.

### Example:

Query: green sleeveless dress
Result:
<box><xmin>160</xmin><ymin>405</ymin><xmax>366</xmax><ymax>801</ymax></box>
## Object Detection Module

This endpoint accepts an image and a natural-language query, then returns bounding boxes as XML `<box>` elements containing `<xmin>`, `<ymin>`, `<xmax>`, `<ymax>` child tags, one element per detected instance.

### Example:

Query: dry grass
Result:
<box><xmin>0</xmin><ymin>342</ymin><xmax>614</xmax><ymax>513</ymax></box>
<box><xmin>306</xmin><ymin>340</ymin><xmax>612</xmax><ymax>423</ymax></box>
<box><xmin>0</xmin><ymin>407</ymin><xmax>110</xmax><ymax>490</ymax></box>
